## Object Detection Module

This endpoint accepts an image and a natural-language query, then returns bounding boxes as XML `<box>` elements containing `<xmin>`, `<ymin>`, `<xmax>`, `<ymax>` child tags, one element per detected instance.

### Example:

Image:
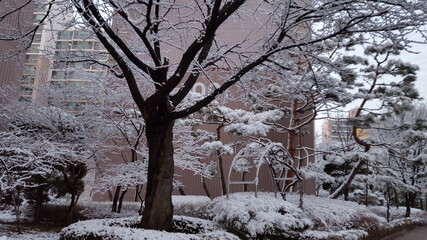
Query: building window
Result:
<box><xmin>25</xmin><ymin>54</ymin><xmax>39</xmax><ymax>64</ymax></box>
<box><xmin>73</xmin><ymin>31</ymin><xmax>90</xmax><ymax>40</ymax></box>
<box><xmin>33</xmin><ymin>14</ymin><xmax>45</xmax><ymax>23</ymax></box>
<box><xmin>28</xmin><ymin>44</ymin><xmax>40</xmax><ymax>53</ymax></box>
<box><xmin>33</xmin><ymin>34</ymin><xmax>42</xmax><ymax>43</ymax></box>
<box><xmin>56</xmin><ymin>41</ymin><xmax>70</xmax><ymax>49</ymax></box>
<box><xmin>19</xmin><ymin>96</ymin><xmax>32</xmax><ymax>102</ymax></box>
<box><xmin>24</xmin><ymin>66</ymin><xmax>37</xmax><ymax>74</ymax></box>
<box><xmin>53</xmin><ymin>60</ymin><xmax>67</xmax><ymax>69</ymax></box>
<box><xmin>72</xmin><ymin>41</ymin><xmax>93</xmax><ymax>50</ymax></box>
<box><xmin>94</xmin><ymin>42</ymin><xmax>106</xmax><ymax>50</ymax></box>
<box><xmin>57</xmin><ymin>31</ymin><xmax>72</xmax><ymax>40</ymax></box>
<box><xmin>70</xmin><ymin>81</ymin><xmax>87</xmax><ymax>88</ymax></box>
<box><xmin>34</xmin><ymin>3</ymin><xmax>46</xmax><ymax>12</ymax></box>
<box><xmin>68</xmin><ymin>102</ymin><xmax>83</xmax><ymax>110</ymax></box>
<box><xmin>22</xmin><ymin>75</ymin><xmax>35</xmax><ymax>84</ymax></box>
<box><xmin>21</xmin><ymin>86</ymin><xmax>33</xmax><ymax>95</ymax></box>
<box><xmin>51</xmin><ymin>71</ymin><xmax>67</xmax><ymax>79</ymax></box>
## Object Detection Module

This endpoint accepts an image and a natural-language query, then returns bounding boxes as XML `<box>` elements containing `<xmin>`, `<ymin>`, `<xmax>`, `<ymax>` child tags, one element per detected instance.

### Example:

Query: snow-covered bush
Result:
<box><xmin>209</xmin><ymin>193</ymin><xmax>312</xmax><ymax>239</ymax></box>
<box><xmin>173</xmin><ymin>196</ymin><xmax>212</xmax><ymax>219</ymax></box>
<box><xmin>59</xmin><ymin>216</ymin><xmax>239</xmax><ymax>240</ymax></box>
<box><xmin>300</xmin><ymin>229</ymin><xmax>368</xmax><ymax>240</ymax></box>
<box><xmin>368</xmin><ymin>205</ymin><xmax>425</xmax><ymax>221</ymax></box>
<box><xmin>287</xmin><ymin>194</ymin><xmax>385</xmax><ymax>231</ymax></box>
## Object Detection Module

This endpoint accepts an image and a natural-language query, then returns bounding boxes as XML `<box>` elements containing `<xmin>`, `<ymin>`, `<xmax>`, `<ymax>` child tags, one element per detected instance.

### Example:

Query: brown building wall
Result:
<box><xmin>0</xmin><ymin>0</ymin><xmax>34</xmax><ymax>130</ymax></box>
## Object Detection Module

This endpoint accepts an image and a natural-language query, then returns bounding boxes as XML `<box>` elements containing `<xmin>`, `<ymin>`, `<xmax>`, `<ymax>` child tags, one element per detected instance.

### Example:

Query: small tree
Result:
<box><xmin>0</xmin><ymin>101</ymin><xmax>89</xmax><ymax>224</ymax></box>
<box><xmin>370</xmin><ymin>103</ymin><xmax>427</xmax><ymax>217</ymax></box>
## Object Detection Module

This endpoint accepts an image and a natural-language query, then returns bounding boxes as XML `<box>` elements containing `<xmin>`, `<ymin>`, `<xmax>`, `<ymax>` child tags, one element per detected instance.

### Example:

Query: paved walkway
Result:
<box><xmin>381</xmin><ymin>226</ymin><xmax>427</xmax><ymax>240</ymax></box>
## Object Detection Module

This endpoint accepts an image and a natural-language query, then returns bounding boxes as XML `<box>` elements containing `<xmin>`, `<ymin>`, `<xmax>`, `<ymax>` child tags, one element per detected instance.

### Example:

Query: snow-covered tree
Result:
<box><xmin>0</xmin><ymin>101</ymin><xmax>89</xmax><ymax>224</ymax></box>
<box><xmin>370</xmin><ymin>103</ymin><xmax>427</xmax><ymax>217</ymax></box>
<box><xmin>2</xmin><ymin>0</ymin><xmax>427</xmax><ymax>230</ymax></box>
<box><xmin>327</xmin><ymin>44</ymin><xmax>421</xmax><ymax>199</ymax></box>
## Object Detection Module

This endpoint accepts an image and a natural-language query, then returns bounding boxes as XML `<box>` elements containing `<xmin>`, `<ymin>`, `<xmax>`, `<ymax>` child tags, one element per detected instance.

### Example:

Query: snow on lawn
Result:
<box><xmin>0</xmin><ymin>231</ymin><xmax>58</xmax><ymax>240</ymax></box>
<box><xmin>0</xmin><ymin>210</ymin><xmax>58</xmax><ymax>240</ymax></box>
<box><xmin>0</xmin><ymin>210</ymin><xmax>19</xmax><ymax>223</ymax></box>
<box><xmin>368</xmin><ymin>205</ymin><xmax>426</xmax><ymax>221</ymax></box>
<box><xmin>1</xmin><ymin>193</ymin><xmax>425</xmax><ymax>240</ymax></box>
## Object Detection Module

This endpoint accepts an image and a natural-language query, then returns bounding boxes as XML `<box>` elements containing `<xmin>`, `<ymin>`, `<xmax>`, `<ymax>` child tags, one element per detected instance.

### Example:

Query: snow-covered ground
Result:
<box><xmin>0</xmin><ymin>193</ymin><xmax>425</xmax><ymax>240</ymax></box>
<box><xmin>0</xmin><ymin>210</ymin><xmax>58</xmax><ymax>240</ymax></box>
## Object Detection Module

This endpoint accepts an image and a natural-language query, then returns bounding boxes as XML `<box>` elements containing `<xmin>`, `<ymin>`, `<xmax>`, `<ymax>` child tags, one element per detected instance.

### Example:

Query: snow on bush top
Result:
<box><xmin>287</xmin><ymin>194</ymin><xmax>386</xmax><ymax>231</ymax></box>
<box><xmin>60</xmin><ymin>216</ymin><xmax>239</xmax><ymax>240</ymax></box>
<box><xmin>209</xmin><ymin>193</ymin><xmax>312</xmax><ymax>238</ymax></box>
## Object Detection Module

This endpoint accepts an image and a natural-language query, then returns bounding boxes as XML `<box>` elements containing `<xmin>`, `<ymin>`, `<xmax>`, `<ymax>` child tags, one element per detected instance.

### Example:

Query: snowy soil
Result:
<box><xmin>0</xmin><ymin>210</ymin><xmax>59</xmax><ymax>240</ymax></box>
<box><xmin>0</xmin><ymin>193</ymin><xmax>425</xmax><ymax>240</ymax></box>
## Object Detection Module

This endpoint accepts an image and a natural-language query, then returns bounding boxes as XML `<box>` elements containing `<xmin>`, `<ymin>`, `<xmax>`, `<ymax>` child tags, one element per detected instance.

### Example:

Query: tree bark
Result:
<box><xmin>405</xmin><ymin>192</ymin><xmax>416</xmax><ymax>217</ymax></box>
<box><xmin>386</xmin><ymin>185</ymin><xmax>391</xmax><ymax>222</ymax></box>
<box><xmin>201</xmin><ymin>177</ymin><xmax>211</xmax><ymax>199</ymax></box>
<box><xmin>140</xmin><ymin>121</ymin><xmax>175</xmax><ymax>231</ymax></box>
<box><xmin>216</xmin><ymin>123</ymin><xmax>227</xmax><ymax>195</ymax></box>
<box><xmin>178</xmin><ymin>187</ymin><xmax>186</xmax><ymax>196</ymax></box>
<box><xmin>242</xmin><ymin>172</ymin><xmax>248</xmax><ymax>192</ymax></box>
<box><xmin>117</xmin><ymin>188</ymin><xmax>128</xmax><ymax>213</ymax></box>
<box><xmin>330</xmin><ymin>160</ymin><xmax>364</xmax><ymax>199</ymax></box>
<box><xmin>33</xmin><ymin>185</ymin><xmax>46</xmax><ymax>224</ymax></box>
<box><xmin>218</xmin><ymin>154</ymin><xmax>227</xmax><ymax>195</ymax></box>
<box><xmin>13</xmin><ymin>190</ymin><xmax>21</xmax><ymax>233</ymax></box>
<box><xmin>112</xmin><ymin>185</ymin><xmax>121</xmax><ymax>212</ymax></box>
<box><xmin>67</xmin><ymin>193</ymin><xmax>79</xmax><ymax>225</ymax></box>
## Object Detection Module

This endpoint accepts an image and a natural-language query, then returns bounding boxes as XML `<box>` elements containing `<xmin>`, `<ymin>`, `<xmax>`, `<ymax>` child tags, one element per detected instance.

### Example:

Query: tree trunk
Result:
<box><xmin>134</xmin><ymin>184</ymin><xmax>141</xmax><ymax>202</ymax></box>
<box><xmin>178</xmin><ymin>187</ymin><xmax>186</xmax><ymax>196</ymax></box>
<box><xmin>410</xmin><ymin>192</ymin><xmax>416</xmax><ymax>208</ymax></box>
<box><xmin>67</xmin><ymin>193</ymin><xmax>79</xmax><ymax>225</ymax></box>
<box><xmin>201</xmin><ymin>177</ymin><xmax>211</xmax><ymax>199</ymax></box>
<box><xmin>386</xmin><ymin>185</ymin><xmax>391</xmax><ymax>222</ymax></box>
<box><xmin>218</xmin><ymin>154</ymin><xmax>227</xmax><ymax>195</ymax></box>
<box><xmin>112</xmin><ymin>185</ymin><xmax>121</xmax><ymax>212</ymax></box>
<box><xmin>330</xmin><ymin>160</ymin><xmax>364</xmax><ymax>199</ymax></box>
<box><xmin>299</xmin><ymin>181</ymin><xmax>304</xmax><ymax>210</ymax></box>
<box><xmin>117</xmin><ymin>188</ymin><xmax>128</xmax><ymax>213</ymax></box>
<box><xmin>405</xmin><ymin>193</ymin><xmax>411</xmax><ymax>217</ymax></box>
<box><xmin>33</xmin><ymin>185</ymin><xmax>46</xmax><ymax>224</ymax></box>
<box><xmin>405</xmin><ymin>192</ymin><xmax>416</xmax><ymax>217</ymax></box>
<box><xmin>242</xmin><ymin>172</ymin><xmax>248</xmax><ymax>192</ymax></box>
<box><xmin>140</xmin><ymin>121</ymin><xmax>175</xmax><ymax>231</ymax></box>
<box><xmin>216</xmin><ymin>123</ymin><xmax>227</xmax><ymax>195</ymax></box>
<box><xmin>13</xmin><ymin>190</ymin><xmax>21</xmax><ymax>233</ymax></box>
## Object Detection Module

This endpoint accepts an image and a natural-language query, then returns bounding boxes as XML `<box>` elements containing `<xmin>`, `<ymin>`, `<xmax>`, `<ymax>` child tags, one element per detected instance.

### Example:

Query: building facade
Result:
<box><xmin>322</xmin><ymin>109</ymin><xmax>369</xmax><ymax>145</ymax></box>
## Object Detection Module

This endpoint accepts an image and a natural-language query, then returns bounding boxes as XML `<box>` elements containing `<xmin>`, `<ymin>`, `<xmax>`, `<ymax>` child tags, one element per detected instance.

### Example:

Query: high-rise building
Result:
<box><xmin>0</xmin><ymin>0</ymin><xmax>35</xmax><ymax>130</ymax></box>
<box><xmin>322</xmin><ymin>110</ymin><xmax>369</xmax><ymax>145</ymax></box>
<box><xmin>0</xmin><ymin>0</ymin><xmax>107</xmax><ymax>108</ymax></box>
